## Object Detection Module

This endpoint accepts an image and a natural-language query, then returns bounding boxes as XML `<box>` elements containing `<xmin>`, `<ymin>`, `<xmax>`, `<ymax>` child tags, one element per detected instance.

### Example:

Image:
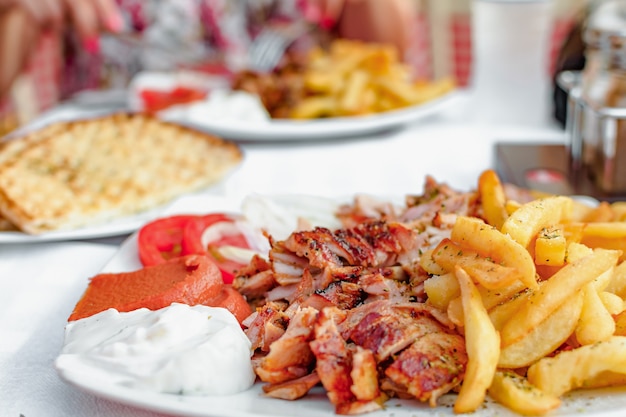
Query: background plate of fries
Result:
<box><xmin>175</xmin><ymin>89</ymin><xmax>459</xmax><ymax>142</ymax></box>
<box><xmin>166</xmin><ymin>40</ymin><xmax>460</xmax><ymax>141</ymax></box>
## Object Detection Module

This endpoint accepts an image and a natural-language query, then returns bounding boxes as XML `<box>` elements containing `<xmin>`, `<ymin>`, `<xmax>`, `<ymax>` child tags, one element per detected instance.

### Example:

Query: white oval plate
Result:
<box><xmin>55</xmin><ymin>193</ymin><xmax>626</xmax><ymax>417</ymax></box>
<box><xmin>165</xmin><ymin>91</ymin><xmax>461</xmax><ymax>141</ymax></box>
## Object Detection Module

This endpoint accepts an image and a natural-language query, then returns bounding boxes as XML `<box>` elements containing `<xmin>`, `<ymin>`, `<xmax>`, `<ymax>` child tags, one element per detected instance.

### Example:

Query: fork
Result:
<box><xmin>248</xmin><ymin>22</ymin><xmax>310</xmax><ymax>72</ymax></box>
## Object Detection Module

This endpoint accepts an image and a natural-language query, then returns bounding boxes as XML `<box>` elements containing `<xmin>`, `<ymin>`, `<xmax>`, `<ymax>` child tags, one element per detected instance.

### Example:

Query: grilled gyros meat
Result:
<box><xmin>235</xmin><ymin>178</ymin><xmax>478</xmax><ymax>415</ymax></box>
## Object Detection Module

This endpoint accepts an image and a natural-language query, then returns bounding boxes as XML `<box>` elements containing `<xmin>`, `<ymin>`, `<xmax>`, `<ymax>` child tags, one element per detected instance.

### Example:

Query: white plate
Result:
<box><xmin>56</xmin><ymin>194</ymin><xmax>626</xmax><ymax>417</ymax></box>
<box><xmin>167</xmin><ymin>91</ymin><xmax>461</xmax><ymax>141</ymax></box>
<box><xmin>0</xmin><ymin>206</ymin><xmax>167</xmax><ymax>244</ymax></box>
<box><xmin>0</xmin><ymin>192</ymin><xmax>229</xmax><ymax>244</ymax></box>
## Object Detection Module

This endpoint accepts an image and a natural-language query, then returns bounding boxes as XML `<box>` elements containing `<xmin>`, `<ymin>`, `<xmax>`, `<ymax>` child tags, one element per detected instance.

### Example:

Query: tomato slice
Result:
<box><xmin>138</xmin><ymin>213</ymin><xmax>253</xmax><ymax>283</ymax></box>
<box><xmin>181</xmin><ymin>214</ymin><xmax>252</xmax><ymax>284</ymax></box>
<box><xmin>140</xmin><ymin>87</ymin><xmax>207</xmax><ymax>113</ymax></box>
<box><xmin>137</xmin><ymin>215</ymin><xmax>199</xmax><ymax>266</ymax></box>
<box><xmin>180</xmin><ymin>213</ymin><xmax>233</xmax><ymax>255</ymax></box>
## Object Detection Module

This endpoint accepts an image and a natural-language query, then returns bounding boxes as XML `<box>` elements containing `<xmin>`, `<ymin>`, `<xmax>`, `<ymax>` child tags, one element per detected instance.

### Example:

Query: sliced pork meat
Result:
<box><xmin>255</xmin><ymin>307</ymin><xmax>318</xmax><ymax>384</ymax></box>
<box><xmin>384</xmin><ymin>331</ymin><xmax>467</xmax><ymax>406</ymax></box>
<box><xmin>235</xmin><ymin>176</ymin><xmax>481</xmax><ymax>415</ymax></box>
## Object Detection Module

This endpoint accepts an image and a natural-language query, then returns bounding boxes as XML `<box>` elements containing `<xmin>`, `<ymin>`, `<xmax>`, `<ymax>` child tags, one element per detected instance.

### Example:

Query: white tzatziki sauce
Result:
<box><xmin>55</xmin><ymin>303</ymin><xmax>255</xmax><ymax>396</ymax></box>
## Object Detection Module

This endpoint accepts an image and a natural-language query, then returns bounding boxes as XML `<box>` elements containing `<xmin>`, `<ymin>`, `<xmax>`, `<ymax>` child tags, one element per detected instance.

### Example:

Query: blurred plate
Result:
<box><xmin>165</xmin><ymin>90</ymin><xmax>461</xmax><ymax>141</ymax></box>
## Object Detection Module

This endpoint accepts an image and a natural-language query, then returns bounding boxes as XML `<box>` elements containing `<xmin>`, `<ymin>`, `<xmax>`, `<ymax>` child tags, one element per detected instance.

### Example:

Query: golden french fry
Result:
<box><xmin>505</xmin><ymin>199</ymin><xmax>522</xmax><ymax>215</ymax></box>
<box><xmin>488</xmin><ymin>288</ymin><xmax>533</xmax><ymax>331</ymax></box>
<box><xmin>566</xmin><ymin>241</ymin><xmax>594</xmax><ymax>263</ymax></box>
<box><xmin>451</xmin><ymin>216</ymin><xmax>538</xmax><ymax>290</ymax></box>
<box><xmin>449</xmin><ymin>279</ymin><xmax>527</xmax><ymax>326</ymax></box>
<box><xmin>339</xmin><ymin>70</ymin><xmax>370</xmax><ymax>115</ymax></box>
<box><xmin>488</xmin><ymin>371</ymin><xmax>561</xmax><ymax>416</ymax></box>
<box><xmin>453</xmin><ymin>266</ymin><xmax>500</xmax><ymax>414</ymax></box>
<box><xmin>419</xmin><ymin>248</ymin><xmax>447</xmax><ymax>275</ymax></box>
<box><xmin>581</xmin><ymin>201</ymin><xmax>615</xmax><ymax>222</ymax></box>
<box><xmin>611</xmin><ymin>202</ymin><xmax>626</xmax><ymax>221</ymax></box>
<box><xmin>498</xmin><ymin>291</ymin><xmax>583</xmax><ymax>368</ymax></box>
<box><xmin>501</xmin><ymin>196</ymin><xmax>573</xmax><ymax>248</ymax></box>
<box><xmin>534</xmin><ymin>226</ymin><xmax>566</xmax><ymax>267</ymax></box>
<box><xmin>500</xmin><ymin>248</ymin><xmax>620</xmax><ymax>347</ymax></box>
<box><xmin>579</xmin><ymin>371</ymin><xmax>626</xmax><ymax>390</ymax></box>
<box><xmin>605</xmin><ymin>260</ymin><xmax>626</xmax><ymax>298</ymax></box>
<box><xmin>478</xmin><ymin>169</ymin><xmax>508</xmax><ymax>230</ymax></box>
<box><xmin>527</xmin><ymin>336</ymin><xmax>626</xmax><ymax>396</ymax></box>
<box><xmin>599</xmin><ymin>291</ymin><xmax>625</xmax><ymax>315</ymax></box>
<box><xmin>290</xmin><ymin>97</ymin><xmax>338</xmax><ymax>119</ymax></box>
<box><xmin>423</xmin><ymin>272</ymin><xmax>459</xmax><ymax>311</ymax></box>
<box><xmin>431</xmin><ymin>238</ymin><xmax>521</xmax><ymax>290</ymax></box>
<box><xmin>576</xmin><ymin>283</ymin><xmax>616</xmax><ymax>345</ymax></box>
<box><xmin>615</xmin><ymin>310</ymin><xmax>626</xmax><ymax>336</ymax></box>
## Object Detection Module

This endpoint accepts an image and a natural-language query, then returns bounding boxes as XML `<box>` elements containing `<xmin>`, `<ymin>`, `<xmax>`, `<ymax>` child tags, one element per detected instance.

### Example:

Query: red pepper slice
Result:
<box><xmin>137</xmin><ymin>215</ymin><xmax>198</xmax><ymax>267</ymax></box>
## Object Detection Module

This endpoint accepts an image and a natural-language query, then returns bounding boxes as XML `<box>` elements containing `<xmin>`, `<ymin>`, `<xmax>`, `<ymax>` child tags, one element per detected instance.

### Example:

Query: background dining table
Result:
<box><xmin>0</xmin><ymin>90</ymin><xmax>570</xmax><ymax>417</ymax></box>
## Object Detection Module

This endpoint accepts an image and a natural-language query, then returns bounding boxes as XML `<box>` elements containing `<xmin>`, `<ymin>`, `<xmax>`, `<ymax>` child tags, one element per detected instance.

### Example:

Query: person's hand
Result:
<box><xmin>0</xmin><ymin>0</ymin><xmax>123</xmax><ymax>99</ymax></box>
<box><xmin>302</xmin><ymin>0</ymin><xmax>415</xmax><ymax>57</ymax></box>
<box><xmin>302</xmin><ymin>0</ymin><xmax>353</xmax><ymax>29</ymax></box>
<box><xmin>0</xmin><ymin>0</ymin><xmax>122</xmax><ymax>39</ymax></box>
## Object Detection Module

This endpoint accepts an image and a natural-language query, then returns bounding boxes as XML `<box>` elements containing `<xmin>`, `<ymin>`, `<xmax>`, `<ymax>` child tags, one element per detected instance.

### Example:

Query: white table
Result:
<box><xmin>0</xmin><ymin>92</ymin><xmax>568</xmax><ymax>417</ymax></box>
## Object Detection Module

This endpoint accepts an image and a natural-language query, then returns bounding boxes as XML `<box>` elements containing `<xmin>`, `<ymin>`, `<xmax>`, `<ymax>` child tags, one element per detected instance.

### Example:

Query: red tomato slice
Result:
<box><xmin>180</xmin><ymin>213</ymin><xmax>233</xmax><ymax>255</ymax></box>
<box><xmin>137</xmin><ymin>215</ymin><xmax>199</xmax><ymax>266</ymax></box>
<box><xmin>181</xmin><ymin>214</ymin><xmax>252</xmax><ymax>284</ymax></box>
<box><xmin>140</xmin><ymin>87</ymin><xmax>206</xmax><ymax>113</ymax></box>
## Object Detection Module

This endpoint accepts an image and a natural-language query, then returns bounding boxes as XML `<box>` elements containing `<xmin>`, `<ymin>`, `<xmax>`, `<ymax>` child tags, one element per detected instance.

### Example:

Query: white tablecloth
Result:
<box><xmin>0</xmin><ymin>93</ymin><xmax>568</xmax><ymax>416</ymax></box>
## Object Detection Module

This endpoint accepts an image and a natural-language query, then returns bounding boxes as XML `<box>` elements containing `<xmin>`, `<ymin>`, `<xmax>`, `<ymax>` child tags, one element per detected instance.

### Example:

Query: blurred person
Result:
<box><xmin>0</xmin><ymin>0</ymin><xmax>417</xmax><ymax>119</ymax></box>
<box><xmin>0</xmin><ymin>0</ymin><xmax>122</xmax><ymax>99</ymax></box>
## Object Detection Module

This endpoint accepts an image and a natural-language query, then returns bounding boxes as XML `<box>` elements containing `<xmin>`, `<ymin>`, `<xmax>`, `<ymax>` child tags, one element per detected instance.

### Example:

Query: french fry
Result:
<box><xmin>501</xmin><ymin>196</ymin><xmax>573</xmax><ymax>249</ymax></box>
<box><xmin>611</xmin><ymin>202</ymin><xmax>626</xmax><ymax>221</ymax></box>
<box><xmin>575</xmin><ymin>283</ymin><xmax>616</xmax><ymax>345</ymax></box>
<box><xmin>488</xmin><ymin>288</ymin><xmax>533</xmax><ymax>331</ymax></box>
<box><xmin>599</xmin><ymin>291</ymin><xmax>625</xmax><ymax>315</ymax></box>
<box><xmin>498</xmin><ymin>291</ymin><xmax>583</xmax><ymax>368</ymax></box>
<box><xmin>418</xmin><ymin>247</ymin><xmax>447</xmax><ymax>275</ymax></box>
<box><xmin>431</xmin><ymin>238</ymin><xmax>521</xmax><ymax>290</ymax></box>
<box><xmin>488</xmin><ymin>371</ymin><xmax>561</xmax><ymax>416</ymax></box>
<box><xmin>423</xmin><ymin>272</ymin><xmax>459</xmax><ymax>310</ymax></box>
<box><xmin>451</xmin><ymin>216</ymin><xmax>538</xmax><ymax>290</ymax></box>
<box><xmin>606</xmin><ymin>260</ymin><xmax>626</xmax><ymax>298</ymax></box>
<box><xmin>527</xmin><ymin>336</ymin><xmax>626</xmax><ymax>396</ymax></box>
<box><xmin>581</xmin><ymin>201</ymin><xmax>615</xmax><ymax>222</ymax></box>
<box><xmin>290</xmin><ymin>39</ymin><xmax>454</xmax><ymax>119</ymax></box>
<box><xmin>290</xmin><ymin>97</ymin><xmax>338</xmax><ymax>119</ymax></box>
<box><xmin>566</xmin><ymin>241</ymin><xmax>594</xmax><ymax>263</ymax></box>
<box><xmin>577</xmin><ymin>222</ymin><xmax>626</xmax><ymax>261</ymax></box>
<box><xmin>534</xmin><ymin>226</ymin><xmax>566</xmax><ymax>267</ymax></box>
<box><xmin>453</xmin><ymin>266</ymin><xmax>500</xmax><ymax>414</ymax></box>
<box><xmin>615</xmin><ymin>310</ymin><xmax>626</xmax><ymax>336</ymax></box>
<box><xmin>478</xmin><ymin>169</ymin><xmax>508</xmax><ymax>230</ymax></box>
<box><xmin>500</xmin><ymin>248</ymin><xmax>620</xmax><ymax>347</ymax></box>
<box><xmin>339</xmin><ymin>70</ymin><xmax>370</xmax><ymax>115</ymax></box>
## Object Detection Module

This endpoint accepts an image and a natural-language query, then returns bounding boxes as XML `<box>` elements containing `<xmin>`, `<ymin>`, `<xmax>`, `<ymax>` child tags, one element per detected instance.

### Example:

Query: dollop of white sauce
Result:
<box><xmin>161</xmin><ymin>89</ymin><xmax>271</xmax><ymax>124</ymax></box>
<box><xmin>55</xmin><ymin>303</ymin><xmax>255</xmax><ymax>396</ymax></box>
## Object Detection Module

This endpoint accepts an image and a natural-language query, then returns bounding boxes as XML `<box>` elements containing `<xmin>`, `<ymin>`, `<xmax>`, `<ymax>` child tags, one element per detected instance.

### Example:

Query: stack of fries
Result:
<box><xmin>290</xmin><ymin>39</ymin><xmax>455</xmax><ymax>119</ymax></box>
<box><xmin>421</xmin><ymin>170</ymin><xmax>626</xmax><ymax>415</ymax></box>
